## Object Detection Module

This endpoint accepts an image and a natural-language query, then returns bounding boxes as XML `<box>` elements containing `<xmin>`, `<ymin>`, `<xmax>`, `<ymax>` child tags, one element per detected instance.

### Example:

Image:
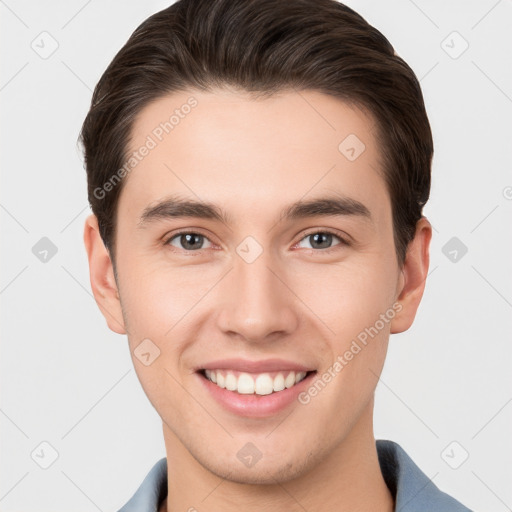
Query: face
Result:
<box><xmin>85</xmin><ymin>87</ymin><xmax>430</xmax><ymax>484</ymax></box>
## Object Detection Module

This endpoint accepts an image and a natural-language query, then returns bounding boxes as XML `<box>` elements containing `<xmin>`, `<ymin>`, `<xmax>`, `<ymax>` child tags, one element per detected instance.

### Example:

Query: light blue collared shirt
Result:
<box><xmin>117</xmin><ymin>439</ymin><xmax>472</xmax><ymax>511</ymax></box>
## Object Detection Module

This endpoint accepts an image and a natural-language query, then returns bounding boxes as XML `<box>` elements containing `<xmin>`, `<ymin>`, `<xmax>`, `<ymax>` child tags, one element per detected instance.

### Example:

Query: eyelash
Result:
<box><xmin>295</xmin><ymin>229</ymin><xmax>351</xmax><ymax>253</ymax></box>
<box><xmin>163</xmin><ymin>228</ymin><xmax>350</xmax><ymax>254</ymax></box>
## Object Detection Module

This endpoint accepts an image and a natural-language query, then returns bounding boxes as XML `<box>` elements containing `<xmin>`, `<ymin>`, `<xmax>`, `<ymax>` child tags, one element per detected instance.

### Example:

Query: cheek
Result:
<box><xmin>294</xmin><ymin>266</ymin><xmax>394</xmax><ymax>438</ymax></box>
<box><xmin>117</xmin><ymin>263</ymin><xmax>197</xmax><ymax>412</ymax></box>
<box><xmin>117</xmin><ymin>254</ymin><xmax>211</xmax><ymax>335</ymax></box>
<box><xmin>287</xmin><ymin>256</ymin><xmax>397</xmax><ymax>409</ymax></box>
<box><xmin>288</xmin><ymin>254</ymin><xmax>398</xmax><ymax>340</ymax></box>
<box><xmin>116</xmin><ymin>259</ymin><xmax>220</xmax><ymax>400</ymax></box>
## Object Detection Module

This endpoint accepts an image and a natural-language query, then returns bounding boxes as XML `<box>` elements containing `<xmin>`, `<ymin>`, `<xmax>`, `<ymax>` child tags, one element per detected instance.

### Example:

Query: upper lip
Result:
<box><xmin>195</xmin><ymin>358</ymin><xmax>316</xmax><ymax>374</ymax></box>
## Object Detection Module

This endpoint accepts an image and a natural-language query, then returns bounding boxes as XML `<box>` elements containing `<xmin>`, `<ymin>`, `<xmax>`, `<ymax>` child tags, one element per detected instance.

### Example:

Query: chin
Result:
<box><xmin>194</xmin><ymin>445</ymin><xmax>320</xmax><ymax>485</ymax></box>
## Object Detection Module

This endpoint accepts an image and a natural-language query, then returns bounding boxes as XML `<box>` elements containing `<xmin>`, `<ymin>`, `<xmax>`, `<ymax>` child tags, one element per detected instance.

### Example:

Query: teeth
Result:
<box><xmin>255</xmin><ymin>374</ymin><xmax>274</xmax><ymax>395</ymax></box>
<box><xmin>203</xmin><ymin>369</ymin><xmax>309</xmax><ymax>395</ymax></box>
<box><xmin>225</xmin><ymin>373</ymin><xmax>237</xmax><ymax>391</ymax></box>
<box><xmin>273</xmin><ymin>373</ymin><xmax>285</xmax><ymax>392</ymax></box>
<box><xmin>285</xmin><ymin>372</ymin><xmax>296</xmax><ymax>388</ymax></box>
<box><xmin>295</xmin><ymin>371</ymin><xmax>306</xmax><ymax>384</ymax></box>
<box><xmin>216</xmin><ymin>372</ymin><xmax>225</xmax><ymax>388</ymax></box>
<box><xmin>238</xmin><ymin>373</ymin><xmax>255</xmax><ymax>394</ymax></box>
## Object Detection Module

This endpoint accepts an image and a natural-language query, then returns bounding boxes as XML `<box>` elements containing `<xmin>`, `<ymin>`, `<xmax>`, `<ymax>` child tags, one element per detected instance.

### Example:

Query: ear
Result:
<box><xmin>390</xmin><ymin>216</ymin><xmax>432</xmax><ymax>334</ymax></box>
<box><xmin>83</xmin><ymin>213</ymin><xmax>126</xmax><ymax>335</ymax></box>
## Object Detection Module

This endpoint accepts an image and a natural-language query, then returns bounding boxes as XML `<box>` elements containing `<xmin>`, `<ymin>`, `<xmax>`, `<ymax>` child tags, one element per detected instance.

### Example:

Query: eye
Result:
<box><xmin>163</xmin><ymin>229</ymin><xmax>349</xmax><ymax>253</ymax></box>
<box><xmin>295</xmin><ymin>230</ymin><xmax>349</xmax><ymax>252</ymax></box>
<box><xmin>165</xmin><ymin>231</ymin><xmax>214</xmax><ymax>251</ymax></box>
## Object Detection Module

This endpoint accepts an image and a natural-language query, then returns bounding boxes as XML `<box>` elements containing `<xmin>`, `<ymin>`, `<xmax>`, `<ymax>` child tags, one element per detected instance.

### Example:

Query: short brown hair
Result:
<box><xmin>79</xmin><ymin>0</ymin><xmax>433</xmax><ymax>266</ymax></box>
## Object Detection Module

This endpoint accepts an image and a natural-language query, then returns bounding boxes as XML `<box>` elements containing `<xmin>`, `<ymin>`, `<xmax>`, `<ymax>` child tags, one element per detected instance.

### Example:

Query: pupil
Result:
<box><xmin>182</xmin><ymin>233</ymin><xmax>202</xmax><ymax>250</ymax></box>
<box><xmin>311</xmin><ymin>233</ymin><xmax>331</xmax><ymax>249</ymax></box>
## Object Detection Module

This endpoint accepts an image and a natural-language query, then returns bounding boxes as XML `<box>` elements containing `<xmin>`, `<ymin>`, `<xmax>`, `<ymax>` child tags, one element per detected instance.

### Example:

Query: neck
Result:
<box><xmin>160</xmin><ymin>400</ymin><xmax>394</xmax><ymax>512</ymax></box>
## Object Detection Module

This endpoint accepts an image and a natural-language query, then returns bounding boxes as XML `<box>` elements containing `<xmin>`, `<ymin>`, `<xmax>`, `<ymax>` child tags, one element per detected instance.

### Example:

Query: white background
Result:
<box><xmin>1</xmin><ymin>1</ymin><xmax>511</xmax><ymax>511</ymax></box>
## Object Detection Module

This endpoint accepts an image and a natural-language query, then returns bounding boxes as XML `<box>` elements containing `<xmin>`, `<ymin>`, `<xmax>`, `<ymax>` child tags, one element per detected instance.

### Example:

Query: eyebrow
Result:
<box><xmin>137</xmin><ymin>193</ymin><xmax>372</xmax><ymax>228</ymax></box>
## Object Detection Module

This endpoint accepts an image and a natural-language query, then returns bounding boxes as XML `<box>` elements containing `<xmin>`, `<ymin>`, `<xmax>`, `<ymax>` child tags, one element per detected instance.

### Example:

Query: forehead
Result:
<box><xmin>130</xmin><ymin>87</ymin><xmax>379</xmax><ymax>158</ymax></box>
<box><xmin>118</xmin><ymin>88</ymin><xmax>389</xmax><ymax>225</ymax></box>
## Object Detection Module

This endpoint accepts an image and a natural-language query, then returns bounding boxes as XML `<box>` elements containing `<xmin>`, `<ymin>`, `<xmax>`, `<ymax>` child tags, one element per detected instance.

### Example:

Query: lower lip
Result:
<box><xmin>196</xmin><ymin>371</ymin><xmax>317</xmax><ymax>418</ymax></box>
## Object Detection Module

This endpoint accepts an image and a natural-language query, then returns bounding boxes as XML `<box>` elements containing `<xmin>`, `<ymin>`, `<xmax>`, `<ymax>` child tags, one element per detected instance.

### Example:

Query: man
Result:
<box><xmin>81</xmin><ymin>0</ymin><xmax>472</xmax><ymax>510</ymax></box>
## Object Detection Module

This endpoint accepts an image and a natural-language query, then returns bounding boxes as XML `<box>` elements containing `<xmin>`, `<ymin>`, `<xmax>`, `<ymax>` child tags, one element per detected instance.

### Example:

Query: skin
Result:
<box><xmin>84</xmin><ymin>88</ymin><xmax>431</xmax><ymax>512</ymax></box>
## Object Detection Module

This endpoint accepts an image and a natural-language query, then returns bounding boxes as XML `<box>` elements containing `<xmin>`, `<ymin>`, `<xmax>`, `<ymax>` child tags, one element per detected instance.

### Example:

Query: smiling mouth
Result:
<box><xmin>198</xmin><ymin>369</ymin><xmax>317</xmax><ymax>395</ymax></box>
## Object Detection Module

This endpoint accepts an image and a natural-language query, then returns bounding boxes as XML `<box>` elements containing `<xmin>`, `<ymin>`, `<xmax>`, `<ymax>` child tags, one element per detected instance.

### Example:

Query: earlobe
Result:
<box><xmin>390</xmin><ymin>217</ymin><xmax>432</xmax><ymax>334</ymax></box>
<box><xmin>83</xmin><ymin>213</ymin><xmax>127</xmax><ymax>335</ymax></box>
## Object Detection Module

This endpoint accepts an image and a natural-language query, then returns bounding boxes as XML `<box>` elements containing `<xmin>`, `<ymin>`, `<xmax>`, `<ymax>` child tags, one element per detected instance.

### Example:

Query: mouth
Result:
<box><xmin>197</xmin><ymin>368</ymin><xmax>317</xmax><ymax>396</ymax></box>
<box><xmin>193</xmin><ymin>358</ymin><xmax>318</xmax><ymax>417</ymax></box>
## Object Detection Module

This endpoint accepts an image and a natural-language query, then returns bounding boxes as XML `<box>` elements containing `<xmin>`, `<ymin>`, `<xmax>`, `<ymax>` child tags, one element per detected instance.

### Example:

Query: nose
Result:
<box><xmin>216</xmin><ymin>248</ymin><xmax>299</xmax><ymax>343</ymax></box>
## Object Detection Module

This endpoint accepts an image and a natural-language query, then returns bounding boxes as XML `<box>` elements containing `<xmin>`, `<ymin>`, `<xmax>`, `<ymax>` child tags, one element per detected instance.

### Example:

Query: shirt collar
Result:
<box><xmin>376</xmin><ymin>440</ymin><xmax>472</xmax><ymax>511</ymax></box>
<box><xmin>117</xmin><ymin>439</ymin><xmax>472</xmax><ymax>511</ymax></box>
